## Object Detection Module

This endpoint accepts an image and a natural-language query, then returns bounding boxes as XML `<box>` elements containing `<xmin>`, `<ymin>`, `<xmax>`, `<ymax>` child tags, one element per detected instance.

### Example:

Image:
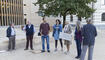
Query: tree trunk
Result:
<box><xmin>70</xmin><ymin>14</ymin><xmax>73</xmax><ymax>22</ymax></box>
<box><xmin>63</xmin><ymin>15</ymin><xmax>66</xmax><ymax>28</ymax></box>
<box><xmin>78</xmin><ymin>16</ymin><xmax>82</xmax><ymax>21</ymax></box>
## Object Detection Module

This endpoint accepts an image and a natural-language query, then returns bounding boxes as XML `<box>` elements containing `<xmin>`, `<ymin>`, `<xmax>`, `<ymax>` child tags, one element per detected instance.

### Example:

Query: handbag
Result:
<box><xmin>38</xmin><ymin>32</ymin><xmax>41</xmax><ymax>36</ymax></box>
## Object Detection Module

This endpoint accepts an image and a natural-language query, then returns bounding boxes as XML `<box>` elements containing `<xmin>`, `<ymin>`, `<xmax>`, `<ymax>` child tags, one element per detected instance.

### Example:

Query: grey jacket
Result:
<box><xmin>82</xmin><ymin>24</ymin><xmax>97</xmax><ymax>45</ymax></box>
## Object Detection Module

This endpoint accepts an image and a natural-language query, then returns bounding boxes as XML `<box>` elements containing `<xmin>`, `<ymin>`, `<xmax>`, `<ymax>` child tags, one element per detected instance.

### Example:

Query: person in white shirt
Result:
<box><xmin>63</xmin><ymin>22</ymin><xmax>72</xmax><ymax>55</ymax></box>
<box><xmin>6</xmin><ymin>23</ymin><xmax>16</xmax><ymax>51</ymax></box>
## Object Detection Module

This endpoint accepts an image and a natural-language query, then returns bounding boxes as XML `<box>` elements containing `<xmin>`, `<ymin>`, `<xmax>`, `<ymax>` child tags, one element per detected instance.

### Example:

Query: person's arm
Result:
<box><xmin>6</xmin><ymin>27</ymin><xmax>9</xmax><ymax>37</ymax></box>
<box><xmin>94</xmin><ymin>27</ymin><xmax>97</xmax><ymax>37</ymax></box>
<box><xmin>48</xmin><ymin>24</ymin><xmax>50</xmax><ymax>34</ymax></box>
<box><xmin>81</xmin><ymin>26</ymin><xmax>85</xmax><ymax>36</ymax></box>
<box><xmin>6</xmin><ymin>27</ymin><xmax>11</xmax><ymax>37</ymax></box>
<box><xmin>74</xmin><ymin>27</ymin><xmax>77</xmax><ymax>40</ymax></box>
<box><xmin>33</xmin><ymin>25</ymin><xmax>35</xmax><ymax>33</ymax></box>
<box><xmin>48</xmin><ymin>23</ymin><xmax>50</xmax><ymax>31</ymax></box>
<box><xmin>52</xmin><ymin>25</ymin><xmax>55</xmax><ymax>37</ymax></box>
<box><xmin>60</xmin><ymin>24</ymin><xmax>63</xmax><ymax>32</ymax></box>
<box><xmin>39</xmin><ymin>24</ymin><xmax>42</xmax><ymax>34</ymax></box>
<box><xmin>23</xmin><ymin>26</ymin><xmax>26</xmax><ymax>31</ymax></box>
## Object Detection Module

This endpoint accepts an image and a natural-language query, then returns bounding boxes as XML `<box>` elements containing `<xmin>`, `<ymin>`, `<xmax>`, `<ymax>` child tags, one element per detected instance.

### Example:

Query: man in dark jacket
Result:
<box><xmin>23</xmin><ymin>21</ymin><xmax>35</xmax><ymax>50</ymax></box>
<box><xmin>80</xmin><ymin>19</ymin><xmax>97</xmax><ymax>60</ymax></box>
<box><xmin>7</xmin><ymin>23</ymin><xmax>16</xmax><ymax>51</ymax></box>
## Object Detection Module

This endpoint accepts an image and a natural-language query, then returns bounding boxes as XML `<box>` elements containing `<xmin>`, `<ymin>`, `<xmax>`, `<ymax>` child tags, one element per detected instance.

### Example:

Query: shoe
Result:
<box><xmin>75</xmin><ymin>56</ymin><xmax>80</xmax><ymax>59</ymax></box>
<box><xmin>12</xmin><ymin>48</ymin><xmax>16</xmax><ymax>50</ymax></box>
<box><xmin>31</xmin><ymin>48</ymin><xmax>34</xmax><ymax>50</ymax></box>
<box><xmin>24</xmin><ymin>48</ymin><xmax>28</xmax><ymax>50</ymax></box>
<box><xmin>41</xmin><ymin>50</ymin><xmax>45</xmax><ymax>53</ymax></box>
<box><xmin>47</xmin><ymin>50</ymin><xmax>50</xmax><ymax>53</ymax></box>
<box><xmin>54</xmin><ymin>48</ymin><xmax>57</xmax><ymax>52</ymax></box>
<box><xmin>64</xmin><ymin>52</ymin><xmax>67</xmax><ymax>55</ymax></box>
<box><xmin>61</xmin><ymin>48</ymin><xmax>63</xmax><ymax>51</ymax></box>
<box><xmin>7</xmin><ymin>49</ymin><xmax>11</xmax><ymax>51</ymax></box>
<box><xmin>13</xmin><ymin>49</ymin><xmax>16</xmax><ymax>50</ymax></box>
<box><xmin>64</xmin><ymin>51</ymin><xmax>70</xmax><ymax>55</ymax></box>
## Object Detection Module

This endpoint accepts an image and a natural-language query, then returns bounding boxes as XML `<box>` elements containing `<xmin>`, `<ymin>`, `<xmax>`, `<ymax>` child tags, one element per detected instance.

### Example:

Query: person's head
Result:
<box><xmin>56</xmin><ymin>19</ymin><xmax>61</xmax><ymax>25</ymax></box>
<box><xmin>27</xmin><ymin>21</ymin><xmax>31</xmax><ymax>25</ymax></box>
<box><xmin>65</xmin><ymin>21</ymin><xmax>69</xmax><ymax>25</ymax></box>
<box><xmin>42</xmin><ymin>17</ymin><xmax>46</xmax><ymax>23</ymax></box>
<box><xmin>86</xmin><ymin>19</ymin><xmax>92</xmax><ymax>24</ymax></box>
<box><xmin>76</xmin><ymin>20</ymin><xmax>81</xmax><ymax>26</ymax></box>
<box><xmin>76</xmin><ymin>20</ymin><xmax>81</xmax><ymax>31</ymax></box>
<box><xmin>9</xmin><ymin>23</ymin><xmax>14</xmax><ymax>27</ymax></box>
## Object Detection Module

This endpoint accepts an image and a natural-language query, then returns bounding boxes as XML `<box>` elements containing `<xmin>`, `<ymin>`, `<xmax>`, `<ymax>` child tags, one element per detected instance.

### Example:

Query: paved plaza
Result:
<box><xmin>0</xmin><ymin>27</ymin><xmax>105</xmax><ymax>60</ymax></box>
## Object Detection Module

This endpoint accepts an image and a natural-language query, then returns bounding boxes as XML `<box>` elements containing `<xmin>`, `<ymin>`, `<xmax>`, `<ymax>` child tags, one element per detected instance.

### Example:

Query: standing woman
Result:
<box><xmin>75</xmin><ymin>21</ymin><xmax>82</xmax><ymax>59</ymax></box>
<box><xmin>53</xmin><ymin>19</ymin><xmax>63</xmax><ymax>52</ymax></box>
<box><xmin>64</xmin><ymin>22</ymin><xmax>72</xmax><ymax>55</ymax></box>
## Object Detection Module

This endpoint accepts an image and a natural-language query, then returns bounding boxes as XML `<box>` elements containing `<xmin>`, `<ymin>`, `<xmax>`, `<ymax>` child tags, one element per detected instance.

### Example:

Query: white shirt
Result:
<box><xmin>23</xmin><ymin>25</ymin><xmax>35</xmax><ymax>33</ymax></box>
<box><xmin>64</xmin><ymin>24</ymin><xmax>72</xmax><ymax>33</ymax></box>
<box><xmin>64</xmin><ymin>24</ymin><xmax>69</xmax><ymax>32</ymax></box>
<box><xmin>11</xmin><ymin>27</ymin><xmax>16</xmax><ymax>36</ymax></box>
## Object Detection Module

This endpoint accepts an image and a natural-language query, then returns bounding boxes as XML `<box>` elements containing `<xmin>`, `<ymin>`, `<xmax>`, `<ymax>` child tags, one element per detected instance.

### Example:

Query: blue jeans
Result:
<box><xmin>75</xmin><ymin>40</ymin><xmax>81</xmax><ymax>57</ymax></box>
<box><xmin>41</xmin><ymin>35</ymin><xmax>50</xmax><ymax>51</ymax></box>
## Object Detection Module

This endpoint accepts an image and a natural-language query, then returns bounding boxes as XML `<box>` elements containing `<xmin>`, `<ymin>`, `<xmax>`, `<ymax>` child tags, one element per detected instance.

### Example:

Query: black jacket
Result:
<box><xmin>26</xmin><ymin>24</ymin><xmax>34</xmax><ymax>36</ymax></box>
<box><xmin>6</xmin><ymin>27</ymin><xmax>12</xmax><ymax>37</ymax></box>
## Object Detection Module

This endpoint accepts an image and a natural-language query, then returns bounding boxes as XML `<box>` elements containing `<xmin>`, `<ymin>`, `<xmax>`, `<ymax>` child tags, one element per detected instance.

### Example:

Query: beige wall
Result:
<box><xmin>23</xmin><ymin>0</ymin><xmax>59</xmax><ymax>26</ymax></box>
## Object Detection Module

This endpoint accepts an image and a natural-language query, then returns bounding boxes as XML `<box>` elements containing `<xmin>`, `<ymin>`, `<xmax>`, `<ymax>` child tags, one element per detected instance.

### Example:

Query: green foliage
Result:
<box><xmin>34</xmin><ymin>0</ymin><xmax>96</xmax><ymax>19</ymax></box>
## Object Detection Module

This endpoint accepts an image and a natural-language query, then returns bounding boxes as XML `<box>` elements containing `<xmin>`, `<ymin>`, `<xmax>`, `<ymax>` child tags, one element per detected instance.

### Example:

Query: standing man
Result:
<box><xmin>80</xmin><ymin>19</ymin><xmax>97</xmax><ymax>60</ymax></box>
<box><xmin>40</xmin><ymin>18</ymin><xmax>50</xmax><ymax>53</ymax></box>
<box><xmin>23</xmin><ymin>21</ymin><xmax>35</xmax><ymax>50</ymax></box>
<box><xmin>6</xmin><ymin>23</ymin><xmax>16</xmax><ymax>51</ymax></box>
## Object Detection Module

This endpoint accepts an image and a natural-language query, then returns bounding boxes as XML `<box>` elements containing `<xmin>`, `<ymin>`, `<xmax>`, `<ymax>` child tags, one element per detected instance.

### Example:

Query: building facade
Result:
<box><xmin>65</xmin><ymin>0</ymin><xmax>105</xmax><ymax>24</ymax></box>
<box><xmin>23</xmin><ymin>0</ymin><xmax>58</xmax><ymax>26</ymax></box>
<box><xmin>1</xmin><ymin>0</ymin><xmax>104</xmax><ymax>26</ymax></box>
<box><xmin>93</xmin><ymin>0</ymin><xmax>105</xmax><ymax>23</ymax></box>
<box><xmin>0</xmin><ymin>0</ymin><xmax>24</xmax><ymax>26</ymax></box>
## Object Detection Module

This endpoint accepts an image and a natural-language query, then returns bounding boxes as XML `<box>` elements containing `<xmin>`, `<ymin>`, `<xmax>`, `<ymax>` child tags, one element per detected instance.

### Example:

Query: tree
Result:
<box><xmin>34</xmin><ymin>0</ymin><xmax>96</xmax><ymax>27</ymax></box>
<box><xmin>75</xmin><ymin>1</ymin><xmax>95</xmax><ymax>21</ymax></box>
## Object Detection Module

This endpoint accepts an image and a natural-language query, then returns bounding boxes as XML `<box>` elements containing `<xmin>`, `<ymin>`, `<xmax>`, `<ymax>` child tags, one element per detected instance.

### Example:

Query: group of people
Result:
<box><xmin>6</xmin><ymin>18</ymin><xmax>97</xmax><ymax>60</ymax></box>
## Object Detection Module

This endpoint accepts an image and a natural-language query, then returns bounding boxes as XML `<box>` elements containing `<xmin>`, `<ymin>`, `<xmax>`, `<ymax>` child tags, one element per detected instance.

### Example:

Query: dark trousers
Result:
<box><xmin>8</xmin><ymin>36</ymin><xmax>16</xmax><ymax>50</ymax></box>
<box><xmin>75</xmin><ymin>40</ymin><xmax>82</xmax><ymax>57</ymax></box>
<box><xmin>26</xmin><ymin>35</ymin><xmax>34</xmax><ymax>49</ymax></box>
<box><xmin>55</xmin><ymin>39</ymin><xmax>63</xmax><ymax>48</ymax></box>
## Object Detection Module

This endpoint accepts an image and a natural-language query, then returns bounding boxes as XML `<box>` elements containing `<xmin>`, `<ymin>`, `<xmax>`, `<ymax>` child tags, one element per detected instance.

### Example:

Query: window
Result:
<box><xmin>24</xmin><ymin>14</ymin><xmax>27</xmax><ymax>16</ymax></box>
<box><xmin>24</xmin><ymin>18</ymin><xmax>27</xmax><ymax>24</ymax></box>
<box><xmin>102</xmin><ymin>13</ymin><xmax>105</xmax><ymax>21</ymax></box>
<box><xmin>24</xmin><ymin>4</ymin><xmax>26</xmax><ymax>6</ymax></box>
<box><xmin>104</xmin><ymin>0</ymin><xmax>105</xmax><ymax>5</ymax></box>
<box><xmin>0</xmin><ymin>0</ymin><xmax>24</xmax><ymax>26</ymax></box>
